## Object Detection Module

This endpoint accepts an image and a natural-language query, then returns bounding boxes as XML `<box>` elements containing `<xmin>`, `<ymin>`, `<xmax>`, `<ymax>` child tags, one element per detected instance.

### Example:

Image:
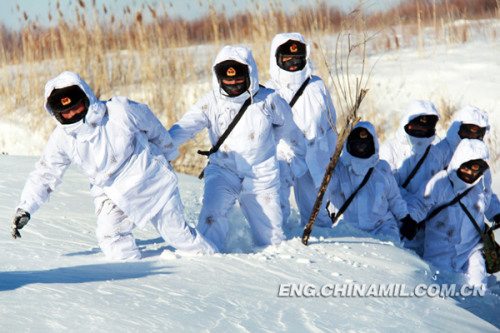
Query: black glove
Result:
<box><xmin>400</xmin><ymin>214</ymin><xmax>418</xmax><ymax>240</ymax></box>
<box><xmin>492</xmin><ymin>214</ymin><xmax>500</xmax><ymax>231</ymax></box>
<box><xmin>11</xmin><ymin>209</ymin><xmax>30</xmax><ymax>239</ymax></box>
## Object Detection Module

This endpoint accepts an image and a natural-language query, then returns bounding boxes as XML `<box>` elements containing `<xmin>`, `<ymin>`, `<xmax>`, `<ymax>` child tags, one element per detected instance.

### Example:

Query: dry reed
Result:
<box><xmin>0</xmin><ymin>0</ymin><xmax>499</xmax><ymax>173</ymax></box>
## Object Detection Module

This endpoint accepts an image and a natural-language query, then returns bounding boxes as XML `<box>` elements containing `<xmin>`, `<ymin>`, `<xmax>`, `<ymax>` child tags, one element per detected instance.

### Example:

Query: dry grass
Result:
<box><xmin>1</xmin><ymin>0</ymin><xmax>499</xmax><ymax>174</ymax></box>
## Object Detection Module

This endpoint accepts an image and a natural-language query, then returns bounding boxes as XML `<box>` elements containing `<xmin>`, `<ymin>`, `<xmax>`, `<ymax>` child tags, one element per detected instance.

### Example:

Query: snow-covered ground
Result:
<box><xmin>2</xmin><ymin>20</ymin><xmax>500</xmax><ymax>332</ymax></box>
<box><xmin>1</xmin><ymin>155</ymin><xmax>499</xmax><ymax>332</ymax></box>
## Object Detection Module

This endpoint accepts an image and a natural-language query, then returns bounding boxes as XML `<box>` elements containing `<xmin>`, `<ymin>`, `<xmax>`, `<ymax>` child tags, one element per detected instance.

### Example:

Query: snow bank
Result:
<box><xmin>1</xmin><ymin>155</ymin><xmax>499</xmax><ymax>331</ymax></box>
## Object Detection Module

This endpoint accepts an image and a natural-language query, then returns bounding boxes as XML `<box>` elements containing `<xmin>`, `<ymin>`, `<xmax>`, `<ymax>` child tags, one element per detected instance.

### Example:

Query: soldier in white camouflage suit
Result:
<box><xmin>169</xmin><ymin>46</ymin><xmax>306</xmax><ymax>250</ymax></box>
<box><xmin>266</xmin><ymin>32</ymin><xmax>337</xmax><ymax>228</ymax></box>
<box><xmin>11</xmin><ymin>71</ymin><xmax>217</xmax><ymax>260</ymax></box>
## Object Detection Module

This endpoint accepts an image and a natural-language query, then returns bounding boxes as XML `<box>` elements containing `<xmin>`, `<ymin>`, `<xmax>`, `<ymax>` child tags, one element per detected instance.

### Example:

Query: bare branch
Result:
<box><xmin>302</xmin><ymin>20</ymin><xmax>374</xmax><ymax>245</ymax></box>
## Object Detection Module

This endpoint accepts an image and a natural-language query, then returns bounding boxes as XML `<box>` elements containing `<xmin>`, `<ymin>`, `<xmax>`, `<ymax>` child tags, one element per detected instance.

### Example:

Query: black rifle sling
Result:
<box><xmin>197</xmin><ymin>95</ymin><xmax>254</xmax><ymax>179</ymax></box>
<box><xmin>197</xmin><ymin>96</ymin><xmax>253</xmax><ymax>157</ymax></box>
<box><xmin>330</xmin><ymin>167</ymin><xmax>374</xmax><ymax>225</ymax></box>
<box><xmin>458</xmin><ymin>198</ymin><xmax>485</xmax><ymax>237</ymax></box>
<box><xmin>402</xmin><ymin>144</ymin><xmax>432</xmax><ymax>189</ymax></box>
<box><xmin>420</xmin><ymin>187</ymin><xmax>473</xmax><ymax>225</ymax></box>
<box><xmin>289</xmin><ymin>77</ymin><xmax>311</xmax><ymax>108</ymax></box>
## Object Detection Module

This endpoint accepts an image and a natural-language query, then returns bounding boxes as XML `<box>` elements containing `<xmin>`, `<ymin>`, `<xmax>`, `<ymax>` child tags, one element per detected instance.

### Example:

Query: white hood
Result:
<box><xmin>447</xmin><ymin>139</ymin><xmax>489</xmax><ymax>191</ymax></box>
<box><xmin>211</xmin><ymin>46</ymin><xmax>259</xmax><ymax>104</ymax></box>
<box><xmin>268</xmin><ymin>32</ymin><xmax>313</xmax><ymax>91</ymax></box>
<box><xmin>44</xmin><ymin>71</ymin><xmax>98</xmax><ymax>117</ymax></box>
<box><xmin>44</xmin><ymin>71</ymin><xmax>105</xmax><ymax>135</ymax></box>
<box><xmin>396</xmin><ymin>100</ymin><xmax>440</xmax><ymax>153</ymax></box>
<box><xmin>445</xmin><ymin>105</ymin><xmax>490</xmax><ymax>151</ymax></box>
<box><xmin>341</xmin><ymin>121</ymin><xmax>379</xmax><ymax>176</ymax></box>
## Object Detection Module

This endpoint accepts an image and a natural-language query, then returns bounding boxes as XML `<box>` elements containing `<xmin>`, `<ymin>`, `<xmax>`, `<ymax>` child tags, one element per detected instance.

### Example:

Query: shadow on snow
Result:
<box><xmin>63</xmin><ymin>237</ymin><xmax>175</xmax><ymax>258</ymax></box>
<box><xmin>0</xmin><ymin>261</ymin><xmax>173</xmax><ymax>291</ymax></box>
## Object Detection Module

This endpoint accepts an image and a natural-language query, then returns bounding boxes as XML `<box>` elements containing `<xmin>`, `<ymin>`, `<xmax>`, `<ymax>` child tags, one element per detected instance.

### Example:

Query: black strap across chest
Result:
<box><xmin>288</xmin><ymin>77</ymin><xmax>311</xmax><ymax>108</ymax></box>
<box><xmin>458</xmin><ymin>199</ymin><xmax>485</xmax><ymax>236</ymax></box>
<box><xmin>420</xmin><ymin>186</ymin><xmax>473</xmax><ymax>224</ymax></box>
<box><xmin>197</xmin><ymin>95</ymin><xmax>252</xmax><ymax>157</ymax></box>
<box><xmin>330</xmin><ymin>167</ymin><xmax>374</xmax><ymax>225</ymax></box>
<box><xmin>402</xmin><ymin>144</ymin><xmax>431</xmax><ymax>189</ymax></box>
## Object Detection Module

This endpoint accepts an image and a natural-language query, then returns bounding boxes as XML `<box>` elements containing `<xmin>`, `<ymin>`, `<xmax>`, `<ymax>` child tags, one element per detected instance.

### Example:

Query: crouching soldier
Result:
<box><xmin>10</xmin><ymin>71</ymin><xmax>217</xmax><ymax>260</ymax></box>
<box><xmin>434</xmin><ymin>105</ymin><xmax>500</xmax><ymax>230</ymax></box>
<box><xmin>409</xmin><ymin>139</ymin><xmax>499</xmax><ymax>289</ymax></box>
<box><xmin>380</xmin><ymin>100</ymin><xmax>442</xmax><ymax>255</ymax></box>
<box><xmin>326</xmin><ymin>122</ymin><xmax>417</xmax><ymax>244</ymax></box>
<box><xmin>169</xmin><ymin>46</ymin><xmax>306</xmax><ymax>250</ymax></box>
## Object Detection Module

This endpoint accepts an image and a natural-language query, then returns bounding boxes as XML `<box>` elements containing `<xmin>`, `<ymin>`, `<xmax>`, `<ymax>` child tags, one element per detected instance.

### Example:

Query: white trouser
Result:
<box><xmin>95</xmin><ymin>190</ymin><xmax>217</xmax><ymax>260</ymax></box>
<box><xmin>198</xmin><ymin>163</ymin><xmax>285</xmax><ymax>250</ymax></box>
<box><xmin>95</xmin><ymin>198</ymin><xmax>141</xmax><ymax>260</ymax></box>
<box><xmin>279</xmin><ymin>172</ymin><xmax>293</xmax><ymax>227</ymax></box>
<box><xmin>280</xmin><ymin>170</ymin><xmax>331</xmax><ymax>228</ymax></box>
<box><xmin>464</xmin><ymin>249</ymin><xmax>488</xmax><ymax>289</ymax></box>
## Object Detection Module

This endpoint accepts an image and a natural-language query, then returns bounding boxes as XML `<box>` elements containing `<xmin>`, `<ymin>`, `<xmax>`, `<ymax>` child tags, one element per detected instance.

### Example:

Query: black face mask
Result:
<box><xmin>458</xmin><ymin>123</ymin><xmax>486</xmax><ymax>140</ymax></box>
<box><xmin>214</xmin><ymin>60</ymin><xmax>250</xmax><ymax>98</ymax></box>
<box><xmin>220</xmin><ymin>79</ymin><xmax>249</xmax><ymax>97</ymax></box>
<box><xmin>54</xmin><ymin>108</ymin><xmax>88</xmax><ymax>125</ymax></box>
<box><xmin>404</xmin><ymin>115</ymin><xmax>438</xmax><ymax>138</ymax></box>
<box><xmin>48</xmin><ymin>85</ymin><xmax>89</xmax><ymax>125</ymax></box>
<box><xmin>277</xmin><ymin>56</ymin><xmax>306</xmax><ymax>72</ymax></box>
<box><xmin>53</xmin><ymin>97</ymin><xmax>89</xmax><ymax>125</ymax></box>
<box><xmin>275</xmin><ymin>39</ymin><xmax>307</xmax><ymax>72</ymax></box>
<box><xmin>347</xmin><ymin>128</ymin><xmax>375</xmax><ymax>159</ymax></box>
<box><xmin>457</xmin><ymin>159</ymin><xmax>489</xmax><ymax>184</ymax></box>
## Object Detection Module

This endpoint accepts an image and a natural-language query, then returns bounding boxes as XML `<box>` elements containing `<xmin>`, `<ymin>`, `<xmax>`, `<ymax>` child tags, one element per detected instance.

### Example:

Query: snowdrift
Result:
<box><xmin>1</xmin><ymin>155</ymin><xmax>499</xmax><ymax>332</ymax></box>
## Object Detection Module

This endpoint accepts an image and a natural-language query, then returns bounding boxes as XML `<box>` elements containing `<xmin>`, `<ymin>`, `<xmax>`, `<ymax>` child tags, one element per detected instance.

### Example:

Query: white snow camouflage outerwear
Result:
<box><xmin>169</xmin><ymin>45</ymin><xmax>306</xmax><ymax>186</ymax></box>
<box><xmin>169</xmin><ymin>46</ymin><xmax>306</xmax><ymax>248</ymax></box>
<box><xmin>265</xmin><ymin>32</ymin><xmax>337</xmax><ymax>188</ymax></box>
<box><xmin>326</xmin><ymin>122</ymin><xmax>409</xmax><ymax>241</ymax></box>
<box><xmin>380</xmin><ymin>100</ymin><xmax>442</xmax><ymax>200</ymax></box>
<box><xmin>433</xmin><ymin>105</ymin><xmax>500</xmax><ymax>220</ymax></box>
<box><xmin>380</xmin><ymin>100</ymin><xmax>442</xmax><ymax>254</ymax></box>
<box><xmin>408</xmin><ymin>139</ymin><xmax>493</xmax><ymax>277</ymax></box>
<box><xmin>436</xmin><ymin>105</ymin><xmax>490</xmax><ymax>166</ymax></box>
<box><xmin>17</xmin><ymin>71</ymin><xmax>179</xmax><ymax>228</ymax></box>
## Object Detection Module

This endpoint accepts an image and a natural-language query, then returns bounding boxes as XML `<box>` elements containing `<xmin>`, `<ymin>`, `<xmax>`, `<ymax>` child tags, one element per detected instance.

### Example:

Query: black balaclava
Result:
<box><xmin>275</xmin><ymin>40</ymin><xmax>307</xmax><ymax>72</ymax></box>
<box><xmin>458</xmin><ymin>123</ymin><xmax>486</xmax><ymax>140</ymax></box>
<box><xmin>214</xmin><ymin>60</ymin><xmax>250</xmax><ymax>97</ymax></box>
<box><xmin>347</xmin><ymin>127</ymin><xmax>375</xmax><ymax>159</ymax></box>
<box><xmin>457</xmin><ymin>159</ymin><xmax>489</xmax><ymax>184</ymax></box>
<box><xmin>47</xmin><ymin>85</ymin><xmax>89</xmax><ymax>124</ymax></box>
<box><xmin>404</xmin><ymin>115</ymin><xmax>438</xmax><ymax>138</ymax></box>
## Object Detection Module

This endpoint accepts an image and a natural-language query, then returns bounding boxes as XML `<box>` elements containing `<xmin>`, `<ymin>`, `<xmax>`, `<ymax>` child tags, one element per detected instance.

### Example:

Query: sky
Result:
<box><xmin>1</xmin><ymin>0</ymin><xmax>402</xmax><ymax>31</ymax></box>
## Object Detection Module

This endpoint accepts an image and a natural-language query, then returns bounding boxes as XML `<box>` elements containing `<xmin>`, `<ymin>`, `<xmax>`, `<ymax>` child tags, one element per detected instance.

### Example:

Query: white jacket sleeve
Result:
<box><xmin>379</xmin><ymin>141</ymin><xmax>412</xmax><ymax>200</ymax></box>
<box><xmin>17</xmin><ymin>130</ymin><xmax>72</xmax><ymax>214</ymax></box>
<box><xmin>380</xmin><ymin>161</ymin><xmax>409</xmax><ymax>220</ymax></box>
<box><xmin>270</xmin><ymin>94</ymin><xmax>307</xmax><ymax>178</ymax></box>
<box><xmin>406</xmin><ymin>175</ymin><xmax>445</xmax><ymax>223</ymax></box>
<box><xmin>325</xmin><ymin>167</ymin><xmax>342</xmax><ymax>216</ymax></box>
<box><xmin>124</xmin><ymin>99</ymin><xmax>179</xmax><ymax>162</ymax></box>
<box><xmin>169</xmin><ymin>96</ymin><xmax>210</xmax><ymax>149</ymax></box>
<box><xmin>322</xmin><ymin>82</ymin><xmax>336</xmax><ymax>127</ymax></box>
<box><xmin>483</xmin><ymin>170</ymin><xmax>500</xmax><ymax>220</ymax></box>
